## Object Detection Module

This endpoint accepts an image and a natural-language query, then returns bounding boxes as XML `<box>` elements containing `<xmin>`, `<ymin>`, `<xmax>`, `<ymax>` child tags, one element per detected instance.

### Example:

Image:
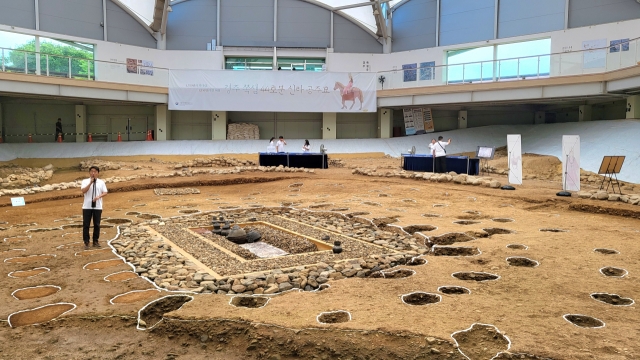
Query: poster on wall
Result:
<box><xmin>402</xmin><ymin>63</ymin><xmax>417</xmax><ymax>82</ymax></box>
<box><xmin>562</xmin><ymin>135</ymin><xmax>581</xmax><ymax>192</ymax></box>
<box><xmin>419</xmin><ymin>61</ymin><xmax>435</xmax><ymax>81</ymax></box>
<box><xmin>403</xmin><ymin>108</ymin><xmax>416</xmax><ymax>135</ymax></box>
<box><xmin>422</xmin><ymin>108</ymin><xmax>435</xmax><ymax>133</ymax></box>
<box><xmin>609</xmin><ymin>39</ymin><xmax>630</xmax><ymax>53</ymax></box>
<box><xmin>582</xmin><ymin>39</ymin><xmax>607</xmax><ymax>69</ymax></box>
<box><xmin>412</xmin><ymin>108</ymin><xmax>425</xmax><ymax>133</ymax></box>
<box><xmin>169</xmin><ymin>70</ymin><xmax>377</xmax><ymax>112</ymax></box>
<box><xmin>126</xmin><ymin>58</ymin><xmax>154</xmax><ymax>76</ymax></box>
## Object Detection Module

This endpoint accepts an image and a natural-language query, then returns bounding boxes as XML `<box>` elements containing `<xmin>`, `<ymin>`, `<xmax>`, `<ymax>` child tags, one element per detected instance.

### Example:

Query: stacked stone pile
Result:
<box><xmin>79</xmin><ymin>159</ymin><xmax>122</xmax><ymax>171</ymax></box>
<box><xmin>114</xmin><ymin>220</ymin><xmax>420</xmax><ymax>294</ymax></box>
<box><xmin>227</xmin><ymin>123</ymin><xmax>260</xmax><ymax>140</ymax></box>
<box><xmin>576</xmin><ymin>189</ymin><xmax>640</xmax><ymax>205</ymax></box>
<box><xmin>352</xmin><ymin>168</ymin><xmax>503</xmax><ymax>189</ymax></box>
<box><xmin>0</xmin><ymin>166</ymin><xmax>53</xmax><ymax>189</ymax></box>
<box><xmin>328</xmin><ymin>158</ymin><xmax>346</xmax><ymax>168</ymax></box>
<box><xmin>171</xmin><ymin>157</ymin><xmax>256</xmax><ymax>169</ymax></box>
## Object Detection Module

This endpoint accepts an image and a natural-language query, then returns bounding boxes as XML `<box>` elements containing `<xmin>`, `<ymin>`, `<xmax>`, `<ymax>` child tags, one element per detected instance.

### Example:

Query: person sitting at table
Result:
<box><xmin>276</xmin><ymin>136</ymin><xmax>287</xmax><ymax>153</ymax></box>
<box><xmin>434</xmin><ymin>136</ymin><xmax>451</xmax><ymax>173</ymax></box>
<box><xmin>267</xmin><ymin>137</ymin><xmax>276</xmax><ymax>153</ymax></box>
<box><xmin>302</xmin><ymin>139</ymin><xmax>311</xmax><ymax>152</ymax></box>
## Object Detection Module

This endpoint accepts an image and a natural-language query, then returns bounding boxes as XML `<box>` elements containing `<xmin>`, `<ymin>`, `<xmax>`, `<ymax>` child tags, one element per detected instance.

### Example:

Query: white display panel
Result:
<box><xmin>169</xmin><ymin>70</ymin><xmax>377</xmax><ymax>113</ymax></box>
<box><xmin>562</xmin><ymin>135</ymin><xmax>581</xmax><ymax>191</ymax></box>
<box><xmin>507</xmin><ymin>134</ymin><xmax>522</xmax><ymax>185</ymax></box>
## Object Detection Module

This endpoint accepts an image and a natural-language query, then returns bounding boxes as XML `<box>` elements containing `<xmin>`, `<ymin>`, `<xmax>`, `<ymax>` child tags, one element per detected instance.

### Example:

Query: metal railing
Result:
<box><xmin>0</xmin><ymin>46</ymin><xmax>169</xmax><ymax>87</ymax></box>
<box><xmin>376</xmin><ymin>37</ymin><xmax>640</xmax><ymax>90</ymax></box>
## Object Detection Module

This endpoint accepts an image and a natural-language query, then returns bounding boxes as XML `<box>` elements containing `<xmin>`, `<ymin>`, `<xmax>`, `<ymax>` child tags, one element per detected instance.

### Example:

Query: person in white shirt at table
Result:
<box><xmin>434</xmin><ymin>136</ymin><xmax>451</xmax><ymax>173</ymax></box>
<box><xmin>302</xmin><ymin>139</ymin><xmax>311</xmax><ymax>152</ymax></box>
<box><xmin>276</xmin><ymin>136</ymin><xmax>287</xmax><ymax>153</ymax></box>
<box><xmin>267</xmin><ymin>137</ymin><xmax>276</xmax><ymax>153</ymax></box>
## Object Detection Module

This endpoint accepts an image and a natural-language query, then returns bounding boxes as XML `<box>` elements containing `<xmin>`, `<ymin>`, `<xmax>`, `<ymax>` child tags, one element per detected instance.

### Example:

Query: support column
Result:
<box><xmin>35</xmin><ymin>36</ymin><xmax>41</xmax><ymax>75</ymax></box>
<box><xmin>0</xmin><ymin>103</ymin><xmax>3</xmax><ymax>142</ymax></box>
<box><xmin>378</xmin><ymin>108</ymin><xmax>392</xmax><ymax>138</ymax></box>
<box><xmin>578</xmin><ymin>105</ymin><xmax>592</xmax><ymax>122</ymax></box>
<box><xmin>75</xmin><ymin>105</ymin><xmax>86</xmax><ymax>143</ymax></box>
<box><xmin>457</xmin><ymin>110</ymin><xmax>468</xmax><ymax>129</ymax></box>
<box><xmin>323</xmin><ymin>112</ymin><xmax>336</xmax><ymax>139</ymax></box>
<box><xmin>212</xmin><ymin>111</ymin><xmax>227</xmax><ymax>140</ymax></box>
<box><xmin>534</xmin><ymin>111</ymin><xmax>545</xmax><ymax>124</ymax></box>
<box><xmin>627</xmin><ymin>95</ymin><xmax>640</xmax><ymax>119</ymax></box>
<box><xmin>155</xmin><ymin>105</ymin><xmax>168</xmax><ymax>141</ymax></box>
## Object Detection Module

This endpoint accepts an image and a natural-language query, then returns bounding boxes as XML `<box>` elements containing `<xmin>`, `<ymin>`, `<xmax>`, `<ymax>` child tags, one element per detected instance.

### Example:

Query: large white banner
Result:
<box><xmin>169</xmin><ymin>70</ymin><xmax>376</xmax><ymax>112</ymax></box>
<box><xmin>562</xmin><ymin>135</ymin><xmax>581</xmax><ymax>191</ymax></box>
<box><xmin>507</xmin><ymin>134</ymin><xmax>522</xmax><ymax>185</ymax></box>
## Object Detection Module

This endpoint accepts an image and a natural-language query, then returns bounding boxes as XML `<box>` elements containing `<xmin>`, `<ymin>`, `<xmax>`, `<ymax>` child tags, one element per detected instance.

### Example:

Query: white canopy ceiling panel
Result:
<box><xmin>119</xmin><ymin>0</ymin><xmax>155</xmax><ymax>25</ymax></box>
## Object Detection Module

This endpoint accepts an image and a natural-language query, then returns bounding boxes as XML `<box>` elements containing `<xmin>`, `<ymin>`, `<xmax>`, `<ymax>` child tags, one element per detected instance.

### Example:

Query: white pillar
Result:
<box><xmin>75</xmin><ymin>105</ymin><xmax>86</xmax><ymax>142</ymax></box>
<box><xmin>458</xmin><ymin>110</ymin><xmax>468</xmax><ymax>129</ymax></box>
<box><xmin>155</xmin><ymin>105</ymin><xmax>168</xmax><ymax>141</ymax></box>
<box><xmin>578</xmin><ymin>105</ymin><xmax>592</xmax><ymax>122</ymax></box>
<box><xmin>378</xmin><ymin>108</ymin><xmax>392</xmax><ymax>138</ymax></box>
<box><xmin>0</xmin><ymin>103</ymin><xmax>3</xmax><ymax>142</ymax></box>
<box><xmin>35</xmin><ymin>36</ymin><xmax>41</xmax><ymax>75</ymax></box>
<box><xmin>212</xmin><ymin>111</ymin><xmax>227</xmax><ymax>140</ymax></box>
<box><xmin>534</xmin><ymin>111</ymin><xmax>545</xmax><ymax>124</ymax></box>
<box><xmin>156</xmin><ymin>33</ymin><xmax>166</xmax><ymax>50</ymax></box>
<box><xmin>323</xmin><ymin>112</ymin><xmax>336</xmax><ymax>139</ymax></box>
<box><xmin>627</xmin><ymin>95</ymin><xmax>640</xmax><ymax>119</ymax></box>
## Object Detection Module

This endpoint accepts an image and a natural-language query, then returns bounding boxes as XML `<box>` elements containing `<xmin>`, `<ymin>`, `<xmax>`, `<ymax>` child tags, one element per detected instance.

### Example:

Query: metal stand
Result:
<box><xmin>557</xmin><ymin>154</ymin><xmax>571</xmax><ymax>197</ymax></box>
<box><xmin>598</xmin><ymin>156</ymin><xmax>625</xmax><ymax>194</ymax></box>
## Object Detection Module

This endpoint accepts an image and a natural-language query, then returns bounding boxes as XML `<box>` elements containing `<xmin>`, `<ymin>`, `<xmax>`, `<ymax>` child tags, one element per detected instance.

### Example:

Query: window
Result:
<box><xmin>445</xmin><ymin>38</ymin><xmax>551</xmax><ymax>83</ymax></box>
<box><xmin>277</xmin><ymin>58</ymin><xmax>325</xmax><ymax>71</ymax></box>
<box><xmin>225</xmin><ymin>57</ymin><xmax>273</xmax><ymax>70</ymax></box>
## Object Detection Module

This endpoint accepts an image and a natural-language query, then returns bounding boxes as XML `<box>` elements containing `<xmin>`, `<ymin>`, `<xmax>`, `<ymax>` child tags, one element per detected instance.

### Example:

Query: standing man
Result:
<box><xmin>55</xmin><ymin>118</ymin><xmax>64</xmax><ymax>141</ymax></box>
<box><xmin>276</xmin><ymin>135</ymin><xmax>287</xmax><ymax>153</ymax></box>
<box><xmin>81</xmin><ymin>166</ymin><xmax>108</xmax><ymax>250</ymax></box>
<box><xmin>434</xmin><ymin>136</ymin><xmax>451</xmax><ymax>173</ymax></box>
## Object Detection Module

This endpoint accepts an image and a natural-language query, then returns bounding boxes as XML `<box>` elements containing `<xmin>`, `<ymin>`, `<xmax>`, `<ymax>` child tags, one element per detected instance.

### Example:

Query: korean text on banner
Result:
<box><xmin>169</xmin><ymin>70</ymin><xmax>377</xmax><ymax>113</ymax></box>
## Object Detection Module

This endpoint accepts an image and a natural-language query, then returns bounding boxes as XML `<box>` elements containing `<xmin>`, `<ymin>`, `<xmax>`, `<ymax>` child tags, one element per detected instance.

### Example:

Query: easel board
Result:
<box><xmin>598</xmin><ymin>156</ymin><xmax>625</xmax><ymax>174</ymax></box>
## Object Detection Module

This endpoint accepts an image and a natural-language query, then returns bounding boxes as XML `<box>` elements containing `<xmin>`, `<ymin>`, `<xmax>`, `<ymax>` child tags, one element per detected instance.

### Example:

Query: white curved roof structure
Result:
<box><xmin>118</xmin><ymin>0</ymin><xmax>402</xmax><ymax>34</ymax></box>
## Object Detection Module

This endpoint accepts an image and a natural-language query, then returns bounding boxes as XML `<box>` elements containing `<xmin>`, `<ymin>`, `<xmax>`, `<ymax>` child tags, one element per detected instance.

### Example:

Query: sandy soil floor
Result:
<box><xmin>0</xmin><ymin>153</ymin><xmax>639</xmax><ymax>360</ymax></box>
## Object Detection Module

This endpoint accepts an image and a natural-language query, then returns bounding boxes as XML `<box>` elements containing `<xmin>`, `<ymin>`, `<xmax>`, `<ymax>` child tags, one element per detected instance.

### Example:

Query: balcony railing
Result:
<box><xmin>0</xmin><ymin>46</ymin><xmax>169</xmax><ymax>88</ymax></box>
<box><xmin>376</xmin><ymin>37</ymin><xmax>640</xmax><ymax>91</ymax></box>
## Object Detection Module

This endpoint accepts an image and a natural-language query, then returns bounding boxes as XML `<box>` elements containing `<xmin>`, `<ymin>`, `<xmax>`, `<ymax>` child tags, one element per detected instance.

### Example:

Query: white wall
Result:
<box><xmin>171</xmin><ymin>110</ymin><xmax>212</xmax><ymax>140</ymax></box>
<box><xmin>1</xmin><ymin>102</ymin><xmax>75</xmax><ymax>143</ymax></box>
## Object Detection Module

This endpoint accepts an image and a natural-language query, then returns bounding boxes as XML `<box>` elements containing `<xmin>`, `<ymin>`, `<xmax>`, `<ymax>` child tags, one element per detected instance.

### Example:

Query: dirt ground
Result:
<box><xmin>0</xmin><ymin>152</ymin><xmax>639</xmax><ymax>359</ymax></box>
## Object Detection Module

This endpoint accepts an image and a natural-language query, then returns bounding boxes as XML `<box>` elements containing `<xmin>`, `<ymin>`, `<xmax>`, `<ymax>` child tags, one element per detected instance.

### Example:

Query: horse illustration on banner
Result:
<box><xmin>334</xmin><ymin>81</ymin><xmax>364</xmax><ymax>110</ymax></box>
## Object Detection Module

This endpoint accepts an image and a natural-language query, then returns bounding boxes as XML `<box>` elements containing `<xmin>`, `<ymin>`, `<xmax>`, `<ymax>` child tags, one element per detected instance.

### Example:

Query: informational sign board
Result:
<box><xmin>412</xmin><ymin>108</ymin><xmax>425</xmax><ymax>133</ymax></box>
<box><xmin>11</xmin><ymin>197</ymin><xmax>25</xmax><ymax>207</ymax></box>
<box><xmin>476</xmin><ymin>146</ymin><xmax>495</xmax><ymax>159</ymax></box>
<box><xmin>403</xmin><ymin>108</ymin><xmax>416</xmax><ymax>135</ymax></box>
<box><xmin>562</xmin><ymin>135</ymin><xmax>581</xmax><ymax>191</ymax></box>
<box><xmin>507</xmin><ymin>135</ymin><xmax>522</xmax><ymax>185</ymax></box>
<box><xmin>169</xmin><ymin>70</ymin><xmax>376</xmax><ymax>113</ymax></box>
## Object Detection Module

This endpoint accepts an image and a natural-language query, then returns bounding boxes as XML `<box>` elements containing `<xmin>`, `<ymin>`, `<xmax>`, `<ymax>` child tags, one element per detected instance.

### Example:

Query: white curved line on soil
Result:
<box><xmin>400</xmin><ymin>292</ymin><xmax>442</xmax><ymax>306</ymax></box>
<box><xmin>61</xmin><ymin>232</ymin><xmax>82</xmax><ymax>238</ymax></box>
<box><xmin>593</xmin><ymin>248</ymin><xmax>619</xmax><ymax>254</ymax></box>
<box><xmin>450</xmin><ymin>323</ymin><xmax>511</xmax><ymax>360</ymax></box>
<box><xmin>103</xmin><ymin>270</ymin><xmax>138</xmax><ymax>282</ymax></box>
<box><xmin>82</xmin><ymin>258</ymin><xmax>125</xmax><ymax>270</ymax></box>
<box><xmin>316</xmin><ymin>310</ymin><xmax>352</xmax><ymax>325</ymax></box>
<box><xmin>11</xmin><ymin>285</ymin><xmax>61</xmax><ymax>300</ymax></box>
<box><xmin>451</xmin><ymin>271</ymin><xmax>501</xmax><ymax>282</ymax></box>
<box><xmin>7</xmin><ymin>302</ymin><xmax>77</xmax><ymax>328</ymax></box>
<box><xmin>1</xmin><ymin>248</ymin><xmax>26</xmax><ymax>254</ymax></box>
<box><xmin>590</xmin><ymin>292</ymin><xmax>635</xmax><ymax>307</ymax></box>
<box><xmin>437</xmin><ymin>285</ymin><xmax>471</xmax><ymax>295</ymax></box>
<box><xmin>4</xmin><ymin>253</ymin><xmax>56</xmax><ymax>263</ymax></box>
<box><xmin>562</xmin><ymin>314</ymin><xmax>606</xmax><ymax>329</ymax></box>
<box><xmin>109</xmin><ymin>289</ymin><xmax>161</xmax><ymax>305</ymax></box>
<box><xmin>3</xmin><ymin>235</ymin><xmax>32</xmax><ymax>242</ymax></box>
<box><xmin>506</xmin><ymin>256</ymin><xmax>540</xmax><ymax>267</ymax></box>
<box><xmin>381</xmin><ymin>268</ymin><xmax>416</xmax><ymax>279</ymax></box>
<box><xmin>599</xmin><ymin>266</ymin><xmax>628</xmax><ymax>278</ymax></box>
<box><xmin>432</xmin><ymin>245</ymin><xmax>482</xmax><ymax>257</ymax></box>
<box><xmin>228</xmin><ymin>295</ymin><xmax>271</xmax><ymax>309</ymax></box>
<box><xmin>137</xmin><ymin>294</ymin><xmax>195</xmax><ymax>331</ymax></box>
<box><xmin>8</xmin><ymin>267</ymin><xmax>50</xmax><ymax>279</ymax></box>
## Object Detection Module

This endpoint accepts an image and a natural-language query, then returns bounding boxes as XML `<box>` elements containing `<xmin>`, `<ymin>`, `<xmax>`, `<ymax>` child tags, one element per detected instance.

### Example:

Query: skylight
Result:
<box><xmin>118</xmin><ymin>0</ymin><xmax>402</xmax><ymax>35</ymax></box>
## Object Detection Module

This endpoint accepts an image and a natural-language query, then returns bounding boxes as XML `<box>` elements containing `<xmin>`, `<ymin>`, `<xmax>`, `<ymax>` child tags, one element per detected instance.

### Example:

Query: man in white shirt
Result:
<box><xmin>434</xmin><ymin>136</ymin><xmax>451</xmax><ymax>173</ymax></box>
<box><xmin>80</xmin><ymin>166</ymin><xmax>108</xmax><ymax>250</ymax></box>
<box><xmin>276</xmin><ymin>136</ymin><xmax>287</xmax><ymax>153</ymax></box>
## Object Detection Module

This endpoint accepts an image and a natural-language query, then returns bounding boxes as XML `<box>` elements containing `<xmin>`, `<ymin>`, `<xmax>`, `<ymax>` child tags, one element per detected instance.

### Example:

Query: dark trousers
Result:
<box><xmin>83</xmin><ymin>209</ymin><xmax>102</xmax><ymax>244</ymax></box>
<box><xmin>435</xmin><ymin>156</ymin><xmax>447</xmax><ymax>173</ymax></box>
